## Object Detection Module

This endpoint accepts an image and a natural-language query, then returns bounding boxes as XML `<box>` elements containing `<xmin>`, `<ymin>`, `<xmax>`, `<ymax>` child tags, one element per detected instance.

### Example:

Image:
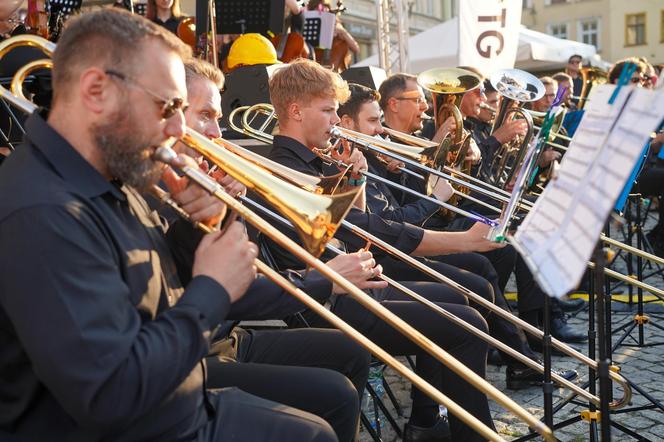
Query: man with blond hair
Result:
<box><xmin>266</xmin><ymin>59</ymin><xmax>496</xmax><ymax>442</ymax></box>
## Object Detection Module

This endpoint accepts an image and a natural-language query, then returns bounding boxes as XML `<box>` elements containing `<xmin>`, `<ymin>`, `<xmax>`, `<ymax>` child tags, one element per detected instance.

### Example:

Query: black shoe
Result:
<box><xmin>526</xmin><ymin>336</ymin><xmax>570</xmax><ymax>356</ymax></box>
<box><xmin>487</xmin><ymin>348</ymin><xmax>504</xmax><ymax>366</ymax></box>
<box><xmin>551</xmin><ymin>314</ymin><xmax>587</xmax><ymax>343</ymax></box>
<box><xmin>558</xmin><ymin>297</ymin><xmax>586</xmax><ymax>312</ymax></box>
<box><xmin>506</xmin><ymin>364</ymin><xmax>579</xmax><ymax>390</ymax></box>
<box><xmin>403</xmin><ymin>416</ymin><xmax>451</xmax><ymax>442</ymax></box>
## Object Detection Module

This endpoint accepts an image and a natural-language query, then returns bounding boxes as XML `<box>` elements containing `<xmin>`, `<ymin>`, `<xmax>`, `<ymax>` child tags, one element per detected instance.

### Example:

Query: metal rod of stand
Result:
<box><xmin>542</xmin><ymin>294</ymin><xmax>554</xmax><ymax>430</ymax></box>
<box><xmin>588</xmin><ymin>265</ymin><xmax>599</xmax><ymax>442</ymax></box>
<box><xmin>636</xmin><ymin>195</ymin><xmax>645</xmax><ymax>345</ymax></box>
<box><xmin>595</xmin><ymin>246</ymin><xmax>612</xmax><ymax>441</ymax></box>
<box><xmin>603</xmin><ymin>224</ymin><xmax>614</xmax><ymax>404</ymax></box>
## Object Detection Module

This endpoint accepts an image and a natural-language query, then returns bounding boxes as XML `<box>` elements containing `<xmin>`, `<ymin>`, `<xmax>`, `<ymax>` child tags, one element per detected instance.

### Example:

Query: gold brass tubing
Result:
<box><xmin>156</xmin><ymin>146</ymin><xmax>552</xmax><ymax>442</ymax></box>
<box><xmin>339</xmin><ymin>220</ymin><xmax>632</xmax><ymax>410</ymax></box>
<box><xmin>587</xmin><ymin>262</ymin><xmax>664</xmax><ymax>298</ymax></box>
<box><xmin>376</xmin><ymin>273</ymin><xmax>601</xmax><ymax>407</ymax></box>
<box><xmin>11</xmin><ymin>58</ymin><xmax>53</xmax><ymax>99</ymax></box>
<box><xmin>152</xmin><ymin>183</ymin><xmax>506</xmax><ymax>441</ymax></box>
<box><xmin>601</xmin><ymin>235</ymin><xmax>664</xmax><ymax>266</ymax></box>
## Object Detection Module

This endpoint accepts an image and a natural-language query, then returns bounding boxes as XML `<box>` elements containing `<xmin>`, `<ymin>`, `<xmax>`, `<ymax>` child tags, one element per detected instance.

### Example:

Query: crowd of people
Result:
<box><xmin>0</xmin><ymin>2</ymin><xmax>662</xmax><ymax>442</ymax></box>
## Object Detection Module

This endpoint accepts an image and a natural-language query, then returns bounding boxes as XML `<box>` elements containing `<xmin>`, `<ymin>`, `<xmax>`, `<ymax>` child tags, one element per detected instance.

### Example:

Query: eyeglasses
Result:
<box><xmin>569</xmin><ymin>59</ymin><xmax>582</xmax><ymax>64</ymax></box>
<box><xmin>544</xmin><ymin>93</ymin><xmax>556</xmax><ymax>98</ymax></box>
<box><xmin>630</xmin><ymin>76</ymin><xmax>645</xmax><ymax>84</ymax></box>
<box><xmin>395</xmin><ymin>96</ymin><xmax>426</xmax><ymax>105</ymax></box>
<box><xmin>105</xmin><ymin>70</ymin><xmax>189</xmax><ymax>119</ymax></box>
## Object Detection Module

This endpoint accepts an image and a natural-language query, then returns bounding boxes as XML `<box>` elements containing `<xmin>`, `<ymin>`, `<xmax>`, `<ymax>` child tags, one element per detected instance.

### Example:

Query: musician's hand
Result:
<box><xmin>0</xmin><ymin>147</ymin><xmax>11</xmax><ymax>158</ymax></box>
<box><xmin>334</xmin><ymin>143</ymin><xmax>368</xmax><ymax>179</ymax></box>
<box><xmin>463</xmin><ymin>222</ymin><xmax>506</xmax><ymax>252</ymax></box>
<box><xmin>192</xmin><ymin>222</ymin><xmax>257</xmax><ymax>302</ymax></box>
<box><xmin>386</xmin><ymin>158</ymin><xmax>405</xmax><ymax>173</ymax></box>
<box><xmin>465</xmin><ymin>138</ymin><xmax>482</xmax><ymax>164</ymax></box>
<box><xmin>209</xmin><ymin>168</ymin><xmax>247</xmax><ymax>197</ymax></box>
<box><xmin>429</xmin><ymin>177</ymin><xmax>455</xmax><ymax>202</ymax></box>
<box><xmin>492</xmin><ymin>119</ymin><xmax>528</xmax><ymax>144</ymax></box>
<box><xmin>161</xmin><ymin>154</ymin><xmax>226</xmax><ymax>227</ymax></box>
<box><xmin>537</xmin><ymin>149</ymin><xmax>562</xmax><ymax>168</ymax></box>
<box><xmin>432</xmin><ymin>116</ymin><xmax>456</xmax><ymax>144</ymax></box>
<box><xmin>327</xmin><ymin>250</ymin><xmax>388</xmax><ymax>294</ymax></box>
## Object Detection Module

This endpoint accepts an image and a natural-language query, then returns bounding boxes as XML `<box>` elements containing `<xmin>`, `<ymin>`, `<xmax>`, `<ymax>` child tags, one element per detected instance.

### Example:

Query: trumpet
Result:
<box><xmin>1</xmin><ymin>34</ymin><xmax>554</xmax><ymax>441</ymax></box>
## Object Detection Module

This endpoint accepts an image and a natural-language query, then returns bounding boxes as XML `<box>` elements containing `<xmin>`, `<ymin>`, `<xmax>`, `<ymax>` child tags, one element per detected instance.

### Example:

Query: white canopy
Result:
<box><xmin>354</xmin><ymin>17</ymin><xmax>604</xmax><ymax>74</ymax></box>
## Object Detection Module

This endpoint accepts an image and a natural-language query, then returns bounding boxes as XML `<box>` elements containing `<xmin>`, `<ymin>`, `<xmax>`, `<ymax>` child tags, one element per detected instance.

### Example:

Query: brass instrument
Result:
<box><xmin>479</xmin><ymin>102</ymin><xmax>497</xmax><ymax>117</ymax></box>
<box><xmin>417</xmin><ymin>67</ymin><xmax>481</xmax><ymax>169</ymax></box>
<box><xmin>575</xmin><ymin>67</ymin><xmax>608</xmax><ymax>110</ymax></box>
<box><xmin>0</xmin><ymin>34</ymin><xmax>556</xmax><ymax>441</ymax></box>
<box><xmin>231</xmin><ymin>103</ymin><xmax>664</xmax><ymax>289</ymax></box>
<box><xmin>222</xmin><ymin>106</ymin><xmax>638</xmax><ymax>411</ymax></box>
<box><xmin>208</xmin><ymin>136</ymin><xmax>630</xmax><ymax>413</ymax></box>
<box><xmin>488</xmin><ymin>69</ymin><xmax>544</xmax><ymax>189</ymax></box>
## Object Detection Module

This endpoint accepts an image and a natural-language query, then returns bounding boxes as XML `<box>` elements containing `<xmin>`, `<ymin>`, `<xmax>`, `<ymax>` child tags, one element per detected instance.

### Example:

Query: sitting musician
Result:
<box><xmin>339</xmin><ymin>82</ymin><xmax>577</xmax><ymax>390</ymax></box>
<box><xmin>378</xmin><ymin>70</ymin><xmax>587</xmax><ymax>345</ymax></box>
<box><xmin>266</xmin><ymin>58</ymin><xmax>495</xmax><ymax>442</ymax></box>
<box><xmin>146</xmin><ymin>0</ymin><xmax>186</xmax><ymax>35</ymax></box>
<box><xmin>164</xmin><ymin>57</ymin><xmax>378</xmax><ymax>442</ymax></box>
<box><xmin>552</xmin><ymin>72</ymin><xmax>575</xmax><ymax>110</ymax></box>
<box><xmin>0</xmin><ymin>10</ymin><xmax>347</xmax><ymax>441</ymax></box>
<box><xmin>531</xmin><ymin>76</ymin><xmax>562</xmax><ymax>169</ymax></box>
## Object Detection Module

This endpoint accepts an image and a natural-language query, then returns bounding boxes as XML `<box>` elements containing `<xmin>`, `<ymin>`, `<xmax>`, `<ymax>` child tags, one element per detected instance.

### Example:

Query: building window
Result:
<box><xmin>578</xmin><ymin>18</ymin><xmax>600</xmax><ymax>50</ymax></box>
<box><xmin>625</xmin><ymin>13</ymin><xmax>647</xmax><ymax>46</ymax></box>
<box><xmin>544</xmin><ymin>0</ymin><xmax>568</xmax><ymax>5</ymax></box>
<box><xmin>548</xmin><ymin>23</ymin><xmax>569</xmax><ymax>39</ymax></box>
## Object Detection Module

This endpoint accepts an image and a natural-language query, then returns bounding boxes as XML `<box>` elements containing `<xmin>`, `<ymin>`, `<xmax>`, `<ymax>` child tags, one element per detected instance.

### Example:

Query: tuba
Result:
<box><xmin>487</xmin><ymin>68</ymin><xmax>544</xmax><ymax>189</ymax></box>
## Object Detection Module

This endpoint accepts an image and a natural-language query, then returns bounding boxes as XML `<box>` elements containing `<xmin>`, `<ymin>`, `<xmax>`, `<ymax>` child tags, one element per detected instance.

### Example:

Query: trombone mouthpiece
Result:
<box><xmin>153</xmin><ymin>146</ymin><xmax>178</xmax><ymax>164</ymax></box>
<box><xmin>420</xmin><ymin>113</ymin><xmax>433</xmax><ymax>120</ymax></box>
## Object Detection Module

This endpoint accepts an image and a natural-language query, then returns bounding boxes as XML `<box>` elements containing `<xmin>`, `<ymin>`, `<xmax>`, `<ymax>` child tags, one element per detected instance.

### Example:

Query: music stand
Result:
<box><xmin>213</xmin><ymin>0</ymin><xmax>285</xmax><ymax>35</ymax></box>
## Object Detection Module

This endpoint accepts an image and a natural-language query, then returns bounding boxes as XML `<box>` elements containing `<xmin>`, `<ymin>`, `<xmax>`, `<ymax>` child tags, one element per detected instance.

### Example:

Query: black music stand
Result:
<box><xmin>213</xmin><ymin>0</ymin><xmax>285</xmax><ymax>35</ymax></box>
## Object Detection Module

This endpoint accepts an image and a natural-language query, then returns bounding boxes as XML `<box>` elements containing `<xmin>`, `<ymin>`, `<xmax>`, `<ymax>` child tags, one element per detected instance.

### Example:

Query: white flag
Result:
<box><xmin>458</xmin><ymin>0</ymin><xmax>522</xmax><ymax>76</ymax></box>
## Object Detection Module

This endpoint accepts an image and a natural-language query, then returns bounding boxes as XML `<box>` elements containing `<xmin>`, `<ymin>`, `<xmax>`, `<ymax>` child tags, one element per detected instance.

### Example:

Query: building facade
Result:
<box><xmin>522</xmin><ymin>0</ymin><xmax>664</xmax><ymax>65</ymax></box>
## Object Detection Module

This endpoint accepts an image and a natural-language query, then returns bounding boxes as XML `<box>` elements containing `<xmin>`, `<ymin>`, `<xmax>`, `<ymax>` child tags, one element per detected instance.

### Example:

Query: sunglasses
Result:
<box><xmin>105</xmin><ymin>70</ymin><xmax>189</xmax><ymax>119</ymax></box>
<box><xmin>630</xmin><ymin>76</ymin><xmax>644</xmax><ymax>84</ymax></box>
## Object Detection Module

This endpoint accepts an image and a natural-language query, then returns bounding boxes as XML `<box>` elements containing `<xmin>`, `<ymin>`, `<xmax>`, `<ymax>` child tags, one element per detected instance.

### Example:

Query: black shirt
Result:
<box><xmin>153</xmin><ymin>15</ymin><xmax>183</xmax><ymax>35</ymax></box>
<box><xmin>364</xmin><ymin>153</ymin><xmax>440</xmax><ymax>226</ymax></box>
<box><xmin>266</xmin><ymin>135</ymin><xmax>424</xmax><ymax>269</ymax></box>
<box><xmin>0</xmin><ymin>113</ymin><xmax>328</xmax><ymax>441</ymax></box>
<box><xmin>465</xmin><ymin>117</ymin><xmax>501</xmax><ymax>183</ymax></box>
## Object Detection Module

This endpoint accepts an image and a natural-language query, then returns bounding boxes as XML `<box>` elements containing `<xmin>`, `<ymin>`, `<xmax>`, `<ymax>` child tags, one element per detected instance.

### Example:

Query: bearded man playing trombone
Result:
<box><xmin>0</xmin><ymin>9</ymin><xmax>365</xmax><ymax>442</ymax></box>
<box><xmin>265</xmin><ymin>58</ymin><xmax>496</xmax><ymax>442</ymax></box>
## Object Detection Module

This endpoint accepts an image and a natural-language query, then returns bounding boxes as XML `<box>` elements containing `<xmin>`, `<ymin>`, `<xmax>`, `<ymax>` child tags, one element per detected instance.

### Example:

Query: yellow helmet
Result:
<box><xmin>227</xmin><ymin>33</ymin><xmax>280</xmax><ymax>70</ymax></box>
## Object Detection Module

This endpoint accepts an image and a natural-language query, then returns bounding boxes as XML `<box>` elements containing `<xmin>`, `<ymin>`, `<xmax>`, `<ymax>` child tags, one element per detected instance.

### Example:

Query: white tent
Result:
<box><xmin>354</xmin><ymin>17</ymin><xmax>604</xmax><ymax>74</ymax></box>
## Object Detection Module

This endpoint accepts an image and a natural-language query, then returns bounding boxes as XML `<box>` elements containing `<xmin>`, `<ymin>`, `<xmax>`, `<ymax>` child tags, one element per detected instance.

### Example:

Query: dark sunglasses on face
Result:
<box><xmin>105</xmin><ymin>69</ymin><xmax>189</xmax><ymax>119</ymax></box>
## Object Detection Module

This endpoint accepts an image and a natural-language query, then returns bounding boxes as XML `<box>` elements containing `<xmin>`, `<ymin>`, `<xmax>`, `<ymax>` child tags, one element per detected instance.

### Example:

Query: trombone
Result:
<box><xmin>212</xmin><ymin>133</ymin><xmax>633</xmax><ymax>411</ymax></box>
<box><xmin>230</xmin><ymin>103</ymin><xmax>664</xmax><ymax>297</ymax></box>
<box><xmin>219</xmin><ymin>116</ymin><xmax>633</xmax><ymax>410</ymax></box>
<box><xmin>0</xmin><ymin>34</ymin><xmax>553</xmax><ymax>442</ymax></box>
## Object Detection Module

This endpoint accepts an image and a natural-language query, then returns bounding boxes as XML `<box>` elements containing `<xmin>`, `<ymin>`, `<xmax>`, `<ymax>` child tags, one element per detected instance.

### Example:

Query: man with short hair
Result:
<box><xmin>171</xmin><ymin>57</ymin><xmax>373</xmax><ymax>442</ymax></box>
<box><xmin>0</xmin><ymin>9</ymin><xmax>338</xmax><ymax>442</ymax></box>
<box><xmin>566</xmin><ymin>54</ymin><xmax>584</xmax><ymax>106</ymax></box>
<box><xmin>552</xmin><ymin>72</ymin><xmax>574</xmax><ymax>109</ymax></box>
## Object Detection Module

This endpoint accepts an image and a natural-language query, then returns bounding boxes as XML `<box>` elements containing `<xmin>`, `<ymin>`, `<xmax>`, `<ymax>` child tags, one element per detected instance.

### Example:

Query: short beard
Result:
<box><xmin>92</xmin><ymin>109</ymin><xmax>162</xmax><ymax>191</ymax></box>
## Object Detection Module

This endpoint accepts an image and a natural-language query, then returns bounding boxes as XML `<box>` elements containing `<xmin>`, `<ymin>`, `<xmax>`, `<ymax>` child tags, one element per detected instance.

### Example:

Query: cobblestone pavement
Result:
<box><xmin>359</xmin><ymin>211</ymin><xmax>664</xmax><ymax>441</ymax></box>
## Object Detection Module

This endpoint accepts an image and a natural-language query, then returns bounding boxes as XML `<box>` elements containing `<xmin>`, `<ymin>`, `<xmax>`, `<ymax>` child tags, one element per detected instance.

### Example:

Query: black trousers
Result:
<box><xmin>381</xmin><ymin>253</ymin><xmax>539</xmax><ymax>364</ymax></box>
<box><xmin>196</xmin><ymin>387</ymin><xmax>337</xmax><ymax>442</ymax></box>
<box><xmin>303</xmin><ymin>280</ymin><xmax>494</xmax><ymax>442</ymax></box>
<box><xmin>206</xmin><ymin>328</ymin><xmax>370</xmax><ymax>442</ymax></box>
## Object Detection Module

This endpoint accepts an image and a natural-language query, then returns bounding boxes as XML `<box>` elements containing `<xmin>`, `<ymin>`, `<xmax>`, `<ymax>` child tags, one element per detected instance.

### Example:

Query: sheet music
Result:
<box><xmin>512</xmin><ymin>85</ymin><xmax>664</xmax><ymax>298</ymax></box>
